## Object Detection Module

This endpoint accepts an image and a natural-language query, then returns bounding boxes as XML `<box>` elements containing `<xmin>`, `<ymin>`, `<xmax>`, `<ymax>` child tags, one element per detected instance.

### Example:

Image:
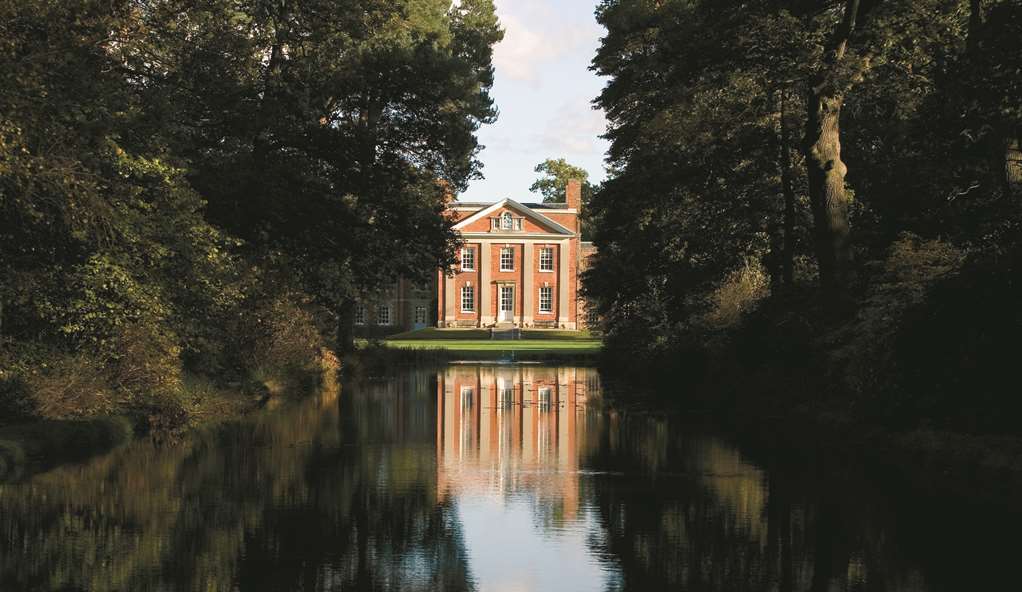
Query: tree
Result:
<box><xmin>586</xmin><ymin>0</ymin><xmax>1016</xmax><ymax>356</ymax></box>
<box><xmin>530</xmin><ymin>158</ymin><xmax>595</xmax><ymax>204</ymax></box>
<box><xmin>129</xmin><ymin>0</ymin><xmax>502</xmax><ymax>351</ymax></box>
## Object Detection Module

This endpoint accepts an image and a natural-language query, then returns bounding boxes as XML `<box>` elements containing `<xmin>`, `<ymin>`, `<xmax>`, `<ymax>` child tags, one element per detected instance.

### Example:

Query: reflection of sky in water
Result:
<box><xmin>2</xmin><ymin>363</ymin><xmax>1017</xmax><ymax>591</ymax></box>
<box><xmin>436</xmin><ymin>365</ymin><xmax>616</xmax><ymax>590</ymax></box>
<box><xmin>458</xmin><ymin>493</ymin><xmax>613</xmax><ymax>592</ymax></box>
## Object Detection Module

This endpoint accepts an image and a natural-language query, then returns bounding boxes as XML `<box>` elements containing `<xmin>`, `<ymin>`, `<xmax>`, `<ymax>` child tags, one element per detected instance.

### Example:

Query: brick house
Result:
<box><xmin>354</xmin><ymin>180</ymin><xmax>593</xmax><ymax>334</ymax></box>
<box><xmin>439</xmin><ymin>180</ymin><xmax>591</xmax><ymax>330</ymax></box>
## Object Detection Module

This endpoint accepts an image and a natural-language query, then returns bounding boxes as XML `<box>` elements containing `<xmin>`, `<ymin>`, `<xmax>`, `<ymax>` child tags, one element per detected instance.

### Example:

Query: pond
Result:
<box><xmin>0</xmin><ymin>362</ymin><xmax>1018</xmax><ymax>591</ymax></box>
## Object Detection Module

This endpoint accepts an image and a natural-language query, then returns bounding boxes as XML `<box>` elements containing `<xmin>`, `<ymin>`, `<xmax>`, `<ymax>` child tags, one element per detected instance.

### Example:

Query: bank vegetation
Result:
<box><xmin>0</xmin><ymin>0</ymin><xmax>502</xmax><ymax>435</ymax></box>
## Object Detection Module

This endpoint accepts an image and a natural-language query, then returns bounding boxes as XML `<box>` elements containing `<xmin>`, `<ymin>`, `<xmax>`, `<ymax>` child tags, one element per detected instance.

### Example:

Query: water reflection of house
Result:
<box><xmin>435</xmin><ymin>365</ymin><xmax>597</xmax><ymax>522</ymax></box>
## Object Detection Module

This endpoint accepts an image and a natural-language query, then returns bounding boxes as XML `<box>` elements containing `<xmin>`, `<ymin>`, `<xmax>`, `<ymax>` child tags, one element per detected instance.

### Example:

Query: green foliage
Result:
<box><xmin>530</xmin><ymin>158</ymin><xmax>594</xmax><ymax>203</ymax></box>
<box><xmin>587</xmin><ymin>0</ymin><xmax>1021</xmax><ymax>365</ymax></box>
<box><xmin>0</xmin><ymin>0</ymin><xmax>501</xmax><ymax>425</ymax></box>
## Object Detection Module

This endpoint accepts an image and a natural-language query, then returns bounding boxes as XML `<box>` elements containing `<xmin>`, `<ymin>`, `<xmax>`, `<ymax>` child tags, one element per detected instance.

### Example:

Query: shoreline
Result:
<box><xmin>0</xmin><ymin>353</ymin><xmax>340</xmax><ymax>483</ymax></box>
<box><xmin>599</xmin><ymin>363</ymin><xmax>1022</xmax><ymax>507</ymax></box>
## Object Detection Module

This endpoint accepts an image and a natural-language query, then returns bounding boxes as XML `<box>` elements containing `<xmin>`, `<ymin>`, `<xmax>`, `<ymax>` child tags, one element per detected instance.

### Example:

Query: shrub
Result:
<box><xmin>230</xmin><ymin>293</ymin><xmax>324</xmax><ymax>392</ymax></box>
<box><xmin>702</xmin><ymin>258</ymin><xmax>770</xmax><ymax>330</ymax></box>
<box><xmin>108</xmin><ymin>322</ymin><xmax>183</xmax><ymax>399</ymax></box>
<box><xmin>27</xmin><ymin>353</ymin><xmax>116</xmax><ymax>420</ymax></box>
<box><xmin>833</xmin><ymin>233</ymin><xmax>966</xmax><ymax>418</ymax></box>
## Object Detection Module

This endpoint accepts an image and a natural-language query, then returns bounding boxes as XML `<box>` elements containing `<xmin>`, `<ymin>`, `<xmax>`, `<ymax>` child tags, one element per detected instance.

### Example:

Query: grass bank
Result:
<box><xmin>365</xmin><ymin>328</ymin><xmax>603</xmax><ymax>362</ymax></box>
<box><xmin>0</xmin><ymin>349</ymin><xmax>337</xmax><ymax>482</ymax></box>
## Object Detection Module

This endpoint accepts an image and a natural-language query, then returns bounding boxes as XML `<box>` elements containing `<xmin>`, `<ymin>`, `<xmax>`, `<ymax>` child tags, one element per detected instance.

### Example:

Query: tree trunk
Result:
<box><xmin>778</xmin><ymin>90</ymin><xmax>797</xmax><ymax>289</ymax></box>
<box><xmin>336</xmin><ymin>298</ymin><xmax>355</xmax><ymax>354</ymax></box>
<box><xmin>803</xmin><ymin>0</ymin><xmax>861</xmax><ymax>293</ymax></box>
<box><xmin>804</xmin><ymin>92</ymin><xmax>851</xmax><ymax>291</ymax></box>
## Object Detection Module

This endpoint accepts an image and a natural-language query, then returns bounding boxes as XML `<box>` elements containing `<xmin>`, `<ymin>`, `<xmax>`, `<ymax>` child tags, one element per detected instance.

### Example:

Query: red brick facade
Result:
<box><xmin>355</xmin><ymin>184</ymin><xmax>592</xmax><ymax>333</ymax></box>
<box><xmin>437</xmin><ymin>189</ymin><xmax>587</xmax><ymax>329</ymax></box>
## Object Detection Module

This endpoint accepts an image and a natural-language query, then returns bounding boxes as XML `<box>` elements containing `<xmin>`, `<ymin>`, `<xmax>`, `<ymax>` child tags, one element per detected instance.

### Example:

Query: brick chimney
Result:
<box><xmin>566</xmin><ymin>179</ymin><xmax>582</xmax><ymax>210</ymax></box>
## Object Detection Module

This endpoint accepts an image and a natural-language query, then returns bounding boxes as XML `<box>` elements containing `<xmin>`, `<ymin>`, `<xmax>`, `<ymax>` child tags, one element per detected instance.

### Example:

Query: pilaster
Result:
<box><xmin>443</xmin><ymin>272</ymin><xmax>455</xmax><ymax>327</ymax></box>
<box><xmin>557</xmin><ymin>240</ymin><xmax>570</xmax><ymax>327</ymax></box>
<box><xmin>480</xmin><ymin>242</ymin><xmax>493</xmax><ymax>326</ymax></box>
<box><xmin>523</xmin><ymin>242</ymin><xmax>534</xmax><ymax>325</ymax></box>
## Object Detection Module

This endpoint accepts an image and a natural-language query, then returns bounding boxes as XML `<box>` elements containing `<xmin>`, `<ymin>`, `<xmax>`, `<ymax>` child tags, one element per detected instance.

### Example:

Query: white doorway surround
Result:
<box><xmin>499</xmin><ymin>285</ymin><xmax>515</xmax><ymax>323</ymax></box>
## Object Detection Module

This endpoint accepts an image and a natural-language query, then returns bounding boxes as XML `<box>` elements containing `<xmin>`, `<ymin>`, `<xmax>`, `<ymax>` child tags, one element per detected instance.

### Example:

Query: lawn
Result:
<box><xmin>372</xmin><ymin>328</ymin><xmax>603</xmax><ymax>360</ymax></box>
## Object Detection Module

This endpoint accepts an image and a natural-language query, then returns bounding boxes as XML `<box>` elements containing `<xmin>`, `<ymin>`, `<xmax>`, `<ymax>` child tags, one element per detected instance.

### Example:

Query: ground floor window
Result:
<box><xmin>415</xmin><ymin>305</ymin><xmax>427</xmax><ymax>324</ymax></box>
<box><xmin>377</xmin><ymin>304</ymin><xmax>391</xmax><ymax>326</ymax></box>
<box><xmin>539</xmin><ymin>286</ymin><xmax>553</xmax><ymax>313</ymax></box>
<box><xmin>354</xmin><ymin>303</ymin><xmax>366</xmax><ymax>325</ymax></box>
<box><xmin>461</xmin><ymin>285</ymin><xmax>475</xmax><ymax>312</ymax></box>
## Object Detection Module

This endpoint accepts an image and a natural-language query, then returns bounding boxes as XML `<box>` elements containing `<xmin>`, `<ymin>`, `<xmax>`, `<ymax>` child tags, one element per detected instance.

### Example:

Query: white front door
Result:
<box><xmin>499</xmin><ymin>286</ymin><xmax>514</xmax><ymax>322</ymax></box>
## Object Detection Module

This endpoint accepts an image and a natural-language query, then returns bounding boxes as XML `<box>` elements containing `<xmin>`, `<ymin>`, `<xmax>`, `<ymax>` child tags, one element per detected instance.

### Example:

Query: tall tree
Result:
<box><xmin>128</xmin><ymin>0</ymin><xmax>502</xmax><ymax>351</ymax></box>
<box><xmin>530</xmin><ymin>158</ymin><xmax>595</xmax><ymax>204</ymax></box>
<box><xmin>802</xmin><ymin>0</ymin><xmax>867</xmax><ymax>292</ymax></box>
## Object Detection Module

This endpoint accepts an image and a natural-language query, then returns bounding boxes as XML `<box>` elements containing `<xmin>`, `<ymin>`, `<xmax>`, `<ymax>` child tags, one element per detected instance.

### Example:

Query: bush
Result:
<box><xmin>230</xmin><ymin>293</ymin><xmax>325</xmax><ymax>392</ymax></box>
<box><xmin>109</xmin><ymin>322</ymin><xmax>183</xmax><ymax>399</ymax></box>
<box><xmin>26</xmin><ymin>353</ymin><xmax>116</xmax><ymax>420</ymax></box>
<box><xmin>701</xmin><ymin>258</ymin><xmax>770</xmax><ymax>330</ymax></box>
<box><xmin>833</xmin><ymin>233</ymin><xmax>966</xmax><ymax>403</ymax></box>
<box><xmin>890</xmin><ymin>244</ymin><xmax>1022</xmax><ymax>433</ymax></box>
<box><xmin>1</xmin><ymin>344</ymin><xmax>115</xmax><ymax>421</ymax></box>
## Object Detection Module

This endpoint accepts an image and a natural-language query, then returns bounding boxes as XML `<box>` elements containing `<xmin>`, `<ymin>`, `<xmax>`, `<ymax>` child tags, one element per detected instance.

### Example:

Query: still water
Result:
<box><xmin>0</xmin><ymin>363</ymin><xmax>1018</xmax><ymax>591</ymax></box>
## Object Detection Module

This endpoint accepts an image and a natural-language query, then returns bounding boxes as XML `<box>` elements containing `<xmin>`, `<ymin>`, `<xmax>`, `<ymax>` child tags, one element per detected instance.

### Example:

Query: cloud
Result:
<box><xmin>492</xmin><ymin>0</ymin><xmax>595</xmax><ymax>84</ymax></box>
<box><xmin>534</xmin><ymin>99</ymin><xmax>608</xmax><ymax>157</ymax></box>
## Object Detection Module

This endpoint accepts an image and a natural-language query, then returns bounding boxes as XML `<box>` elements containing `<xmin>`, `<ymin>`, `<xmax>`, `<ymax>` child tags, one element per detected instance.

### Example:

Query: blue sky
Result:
<box><xmin>460</xmin><ymin>0</ymin><xmax>609</xmax><ymax>203</ymax></box>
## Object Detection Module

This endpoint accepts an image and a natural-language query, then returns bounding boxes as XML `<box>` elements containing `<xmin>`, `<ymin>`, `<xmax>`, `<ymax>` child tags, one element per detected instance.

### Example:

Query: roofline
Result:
<box><xmin>451</xmin><ymin>199</ymin><xmax>574</xmax><ymax>236</ymax></box>
<box><xmin>459</xmin><ymin>232</ymin><xmax>576</xmax><ymax>240</ymax></box>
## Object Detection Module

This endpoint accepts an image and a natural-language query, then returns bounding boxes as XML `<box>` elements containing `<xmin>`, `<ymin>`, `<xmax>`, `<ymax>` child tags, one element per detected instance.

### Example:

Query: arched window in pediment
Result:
<box><xmin>500</xmin><ymin>211</ymin><xmax>513</xmax><ymax>230</ymax></box>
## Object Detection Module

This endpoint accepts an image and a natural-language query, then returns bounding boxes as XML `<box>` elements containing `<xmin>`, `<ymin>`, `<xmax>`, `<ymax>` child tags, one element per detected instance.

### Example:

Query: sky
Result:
<box><xmin>459</xmin><ymin>0</ymin><xmax>610</xmax><ymax>203</ymax></box>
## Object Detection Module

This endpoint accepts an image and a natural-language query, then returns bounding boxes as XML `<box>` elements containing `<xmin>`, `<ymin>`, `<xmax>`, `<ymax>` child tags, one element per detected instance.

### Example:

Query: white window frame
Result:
<box><xmin>461</xmin><ymin>247</ymin><xmax>475</xmax><ymax>271</ymax></box>
<box><xmin>539</xmin><ymin>247</ymin><xmax>554</xmax><ymax>272</ymax></box>
<box><xmin>539</xmin><ymin>286</ymin><xmax>553</xmax><ymax>314</ymax></box>
<box><xmin>376</xmin><ymin>304</ymin><xmax>392</xmax><ymax>326</ymax></box>
<box><xmin>461</xmin><ymin>285</ymin><xmax>475</xmax><ymax>312</ymax></box>
<box><xmin>414</xmin><ymin>305</ymin><xmax>427</xmax><ymax>324</ymax></box>
<box><xmin>500</xmin><ymin>247</ymin><xmax>514</xmax><ymax>272</ymax></box>
<box><xmin>354</xmin><ymin>303</ymin><xmax>366</xmax><ymax>326</ymax></box>
<box><xmin>501</xmin><ymin>211</ymin><xmax>513</xmax><ymax>230</ymax></box>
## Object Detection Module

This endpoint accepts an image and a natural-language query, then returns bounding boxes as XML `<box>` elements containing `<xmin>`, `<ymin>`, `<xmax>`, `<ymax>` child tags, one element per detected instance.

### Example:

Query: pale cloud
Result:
<box><xmin>493</xmin><ymin>0</ymin><xmax>595</xmax><ymax>84</ymax></box>
<box><xmin>534</xmin><ymin>99</ymin><xmax>608</xmax><ymax>156</ymax></box>
<box><xmin>460</xmin><ymin>0</ymin><xmax>610</xmax><ymax>201</ymax></box>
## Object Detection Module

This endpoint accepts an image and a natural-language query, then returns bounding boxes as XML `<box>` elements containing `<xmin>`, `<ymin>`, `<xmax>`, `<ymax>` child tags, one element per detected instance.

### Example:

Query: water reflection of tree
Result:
<box><xmin>0</xmin><ymin>373</ymin><xmax>475</xmax><ymax>591</ymax></box>
<box><xmin>578</xmin><ymin>416</ymin><xmax>912</xmax><ymax>592</ymax></box>
<box><xmin>580</xmin><ymin>414</ymin><xmax>1022</xmax><ymax>591</ymax></box>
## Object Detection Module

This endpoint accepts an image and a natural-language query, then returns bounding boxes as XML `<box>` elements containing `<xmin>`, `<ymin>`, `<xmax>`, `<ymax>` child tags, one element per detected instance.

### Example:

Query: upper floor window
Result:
<box><xmin>501</xmin><ymin>211</ymin><xmax>513</xmax><ymax>230</ymax></box>
<box><xmin>377</xmin><ymin>304</ymin><xmax>391</xmax><ymax>326</ymax></box>
<box><xmin>500</xmin><ymin>247</ymin><xmax>514</xmax><ymax>271</ymax></box>
<box><xmin>461</xmin><ymin>247</ymin><xmax>475</xmax><ymax>271</ymax></box>
<box><xmin>539</xmin><ymin>247</ymin><xmax>554</xmax><ymax>272</ymax></box>
<box><xmin>354</xmin><ymin>303</ymin><xmax>366</xmax><ymax>325</ymax></box>
<box><xmin>461</xmin><ymin>285</ymin><xmax>475</xmax><ymax>312</ymax></box>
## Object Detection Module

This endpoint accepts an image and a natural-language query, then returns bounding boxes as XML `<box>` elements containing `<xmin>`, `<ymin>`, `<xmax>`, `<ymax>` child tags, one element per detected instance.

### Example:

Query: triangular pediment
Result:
<box><xmin>452</xmin><ymin>199</ymin><xmax>573</xmax><ymax>235</ymax></box>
